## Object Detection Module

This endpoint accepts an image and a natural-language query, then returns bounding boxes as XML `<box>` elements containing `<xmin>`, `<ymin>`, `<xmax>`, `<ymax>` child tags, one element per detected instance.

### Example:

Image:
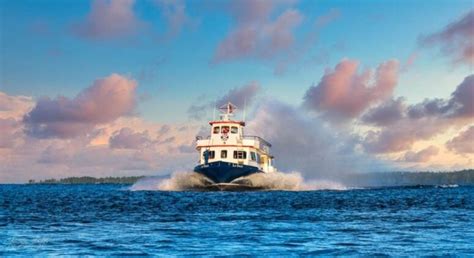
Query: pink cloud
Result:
<box><xmin>362</xmin><ymin>118</ymin><xmax>445</xmax><ymax>154</ymax></box>
<box><xmin>1</xmin><ymin>115</ymin><xmax>201</xmax><ymax>182</ymax></box>
<box><xmin>24</xmin><ymin>74</ymin><xmax>137</xmax><ymax>138</ymax></box>
<box><xmin>419</xmin><ymin>10</ymin><xmax>474</xmax><ymax>66</ymax></box>
<box><xmin>303</xmin><ymin>59</ymin><xmax>399</xmax><ymax>120</ymax></box>
<box><xmin>72</xmin><ymin>0</ymin><xmax>144</xmax><ymax>40</ymax></box>
<box><xmin>109</xmin><ymin>127</ymin><xmax>153</xmax><ymax>149</ymax></box>
<box><xmin>213</xmin><ymin>0</ymin><xmax>302</xmax><ymax>62</ymax></box>
<box><xmin>401</xmin><ymin>145</ymin><xmax>439</xmax><ymax>163</ymax></box>
<box><xmin>0</xmin><ymin>91</ymin><xmax>34</xmax><ymax>119</ymax></box>
<box><xmin>361</xmin><ymin>74</ymin><xmax>473</xmax><ymax>154</ymax></box>
<box><xmin>0</xmin><ymin>118</ymin><xmax>23</xmax><ymax>149</ymax></box>
<box><xmin>71</xmin><ymin>0</ymin><xmax>193</xmax><ymax>41</ymax></box>
<box><xmin>446</xmin><ymin>126</ymin><xmax>474</xmax><ymax>154</ymax></box>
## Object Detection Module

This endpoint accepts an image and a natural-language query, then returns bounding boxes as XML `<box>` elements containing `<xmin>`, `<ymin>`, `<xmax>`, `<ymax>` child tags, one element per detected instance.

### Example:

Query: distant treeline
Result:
<box><xmin>344</xmin><ymin>169</ymin><xmax>474</xmax><ymax>187</ymax></box>
<box><xmin>28</xmin><ymin>176</ymin><xmax>144</xmax><ymax>185</ymax></box>
<box><xmin>27</xmin><ymin>169</ymin><xmax>474</xmax><ymax>186</ymax></box>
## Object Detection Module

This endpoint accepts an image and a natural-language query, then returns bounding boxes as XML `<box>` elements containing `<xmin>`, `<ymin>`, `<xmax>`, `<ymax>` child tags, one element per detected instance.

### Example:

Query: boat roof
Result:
<box><xmin>209</xmin><ymin>120</ymin><xmax>245</xmax><ymax>126</ymax></box>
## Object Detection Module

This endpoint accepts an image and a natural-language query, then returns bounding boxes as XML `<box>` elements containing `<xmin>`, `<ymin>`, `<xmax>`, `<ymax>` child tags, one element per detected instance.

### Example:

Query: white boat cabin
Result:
<box><xmin>195</xmin><ymin>102</ymin><xmax>275</xmax><ymax>173</ymax></box>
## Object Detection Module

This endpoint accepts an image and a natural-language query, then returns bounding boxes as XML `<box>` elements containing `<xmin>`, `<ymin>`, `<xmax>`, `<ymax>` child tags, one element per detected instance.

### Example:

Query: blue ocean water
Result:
<box><xmin>1</xmin><ymin>184</ymin><xmax>473</xmax><ymax>256</ymax></box>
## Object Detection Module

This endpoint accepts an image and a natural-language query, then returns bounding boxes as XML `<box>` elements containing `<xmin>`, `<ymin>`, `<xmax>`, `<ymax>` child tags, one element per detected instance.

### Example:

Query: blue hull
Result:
<box><xmin>194</xmin><ymin>161</ymin><xmax>260</xmax><ymax>183</ymax></box>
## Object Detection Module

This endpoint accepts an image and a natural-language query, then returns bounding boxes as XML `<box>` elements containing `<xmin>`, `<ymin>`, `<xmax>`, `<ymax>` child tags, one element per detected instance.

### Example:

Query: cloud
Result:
<box><xmin>0</xmin><ymin>118</ymin><xmax>23</xmax><ymax>149</ymax></box>
<box><xmin>419</xmin><ymin>10</ymin><xmax>474</xmax><ymax>66</ymax></box>
<box><xmin>1</xmin><ymin>115</ymin><xmax>201</xmax><ymax>183</ymax></box>
<box><xmin>187</xmin><ymin>81</ymin><xmax>261</xmax><ymax>120</ymax></box>
<box><xmin>246</xmin><ymin>100</ymin><xmax>389</xmax><ymax>180</ymax></box>
<box><xmin>361</xmin><ymin>97</ymin><xmax>405</xmax><ymax>127</ymax></box>
<box><xmin>446</xmin><ymin>125</ymin><xmax>474</xmax><ymax>154</ymax></box>
<box><xmin>71</xmin><ymin>0</ymin><xmax>193</xmax><ymax>41</ymax></box>
<box><xmin>408</xmin><ymin>74</ymin><xmax>474</xmax><ymax>119</ymax></box>
<box><xmin>401</xmin><ymin>145</ymin><xmax>439</xmax><ymax>163</ymax></box>
<box><xmin>362</xmin><ymin>118</ymin><xmax>444</xmax><ymax>154</ymax></box>
<box><xmin>0</xmin><ymin>92</ymin><xmax>34</xmax><ymax>119</ymax></box>
<box><xmin>447</xmin><ymin>73</ymin><xmax>474</xmax><ymax>118</ymax></box>
<box><xmin>361</xmin><ymin>74</ymin><xmax>473</xmax><ymax>153</ymax></box>
<box><xmin>0</xmin><ymin>92</ymin><xmax>34</xmax><ymax>149</ymax></box>
<box><xmin>72</xmin><ymin>0</ymin><xmax>144</xmax><ymax>40</ymax></box>
<box><xmin>216</xmin><ymin>81</ymin><xmax>260</xmax><ymax>107</ymax></box>
<box><xmin>109</xmin><ymin>127</ymin><xmax>153</xmax><ymax>149</ymax></box>
<box><xmin>303</xmin><ymin>59</ymin><xmax>399</xmax><ymax>120</ymax></box>
<box><xmin>24</xmin><ymin>74</ymin><xmax>137</xmax><ymax>138</ymax></box>
<box><xmin>212</xmin><ymin>0</ymin><xmax>302</xmax><ymax>63</ymax></box>
<box><xmin>212</xmin><ymin>2</ymin><xmax>341</xmax><ymax>74</ymax></box>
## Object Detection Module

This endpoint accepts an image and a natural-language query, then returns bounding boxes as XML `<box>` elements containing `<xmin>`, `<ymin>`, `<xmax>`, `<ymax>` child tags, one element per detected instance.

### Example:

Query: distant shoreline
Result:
<box><xmin>342</xmin><ymin>169</ymin><xmax>474</xmax><ymax>187</ymax></box>
<box><xmin>27</xmin><ymin>176</ymin><xmax>145</xmax><ymax>185</ymax></box>
<box><xmin>24</xmin><ymin>169</ymin><xmax>474</xmax><ymax>186</ymax></box>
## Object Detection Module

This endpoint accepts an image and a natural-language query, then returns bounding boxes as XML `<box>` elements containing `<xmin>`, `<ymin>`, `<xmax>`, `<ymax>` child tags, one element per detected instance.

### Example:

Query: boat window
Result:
<box><xmin>221</xmin><ymin>150</ymin><xmax>227</xmax><ymax>158</ymax></box>
<box><xmin>233</xmin><ymin>151</ymin><xmax>247</xmax><ymax>159</ymax></box>
<box><xmin>231</xmin><ymin>126</ymin><xmax>238</xmax><ymax>134</ymax></box>
<box><xmin>256</xmin><ymin>153</ymin><xmax>261</xmax><ymax>163</ymax></box>
<box><xmin>221</xmin><ymin>126</ymin><xmax>230</xmax><ymax>134</ymax></box>
<box><xmin>213</xmin><ymin>126</ymin><xmax>220</xmax><ymax>134</ymax></box>
<box><xmin>250</xmin><ymin>152</ymin><xmax>256</xmax><ymax>161</ymax></box>
<box><xmin>203</xmin><ymin>150</ymin><xmax>215</xmax><ymax>159</ymax></box>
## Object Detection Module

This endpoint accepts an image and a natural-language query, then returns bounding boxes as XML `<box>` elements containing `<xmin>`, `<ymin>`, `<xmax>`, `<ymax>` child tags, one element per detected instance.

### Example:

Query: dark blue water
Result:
<box><xmin>1</xmin><ymin>185</ymin><xmax>473</xmax><ymax>256</ymax></box>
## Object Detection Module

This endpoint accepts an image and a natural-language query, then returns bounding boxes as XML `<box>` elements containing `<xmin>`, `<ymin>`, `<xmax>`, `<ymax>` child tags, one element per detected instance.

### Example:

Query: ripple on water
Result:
<box><xmin>0</xmin><ymin>184</ymin><xmax>473</xmax><ymax>256</ymax></box>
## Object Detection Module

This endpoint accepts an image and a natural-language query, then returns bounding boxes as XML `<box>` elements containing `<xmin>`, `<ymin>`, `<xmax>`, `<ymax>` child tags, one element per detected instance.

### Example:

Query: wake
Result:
<box><xmin>129</xmin><ymin>171</ymin><xmax>347</xmax><ymax>191</ymax></box>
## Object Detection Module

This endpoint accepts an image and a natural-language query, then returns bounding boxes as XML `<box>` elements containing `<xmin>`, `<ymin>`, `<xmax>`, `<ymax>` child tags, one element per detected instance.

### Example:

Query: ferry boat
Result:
<box><xmin>194</xmin><ymin>102</ymin><xmax>276</xmax><ymax>188</ymax></box>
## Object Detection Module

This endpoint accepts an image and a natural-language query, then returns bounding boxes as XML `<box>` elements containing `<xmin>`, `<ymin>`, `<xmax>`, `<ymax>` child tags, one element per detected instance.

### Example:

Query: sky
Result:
<box><xmin>0</xmin><ymin>0</ymin><xmax>473</xmax><ymax>183</ymax></box>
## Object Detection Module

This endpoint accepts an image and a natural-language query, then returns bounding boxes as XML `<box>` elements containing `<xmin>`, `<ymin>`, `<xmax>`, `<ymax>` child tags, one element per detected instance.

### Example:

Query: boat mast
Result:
<box><xmin>219</xmin><ymin>102</ymin><xmax>237</xmax><ymax>121</ymax></box>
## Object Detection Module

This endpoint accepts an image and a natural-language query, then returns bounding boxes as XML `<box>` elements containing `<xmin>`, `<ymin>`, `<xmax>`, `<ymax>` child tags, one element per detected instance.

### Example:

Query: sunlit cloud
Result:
<box><xmin>303</xmin><ymin>59</ymin><xmax>399</xmax><ymax>121</ymax></box>
<box><xmin>72</xmin><ymin>0</ymin><xmax>145</xmax><ymax>40</ymax></box>
<box><xmin>400</xmin><ymin>145</ymin><xmax>439</xmax><ymax>163</ymax></box>
<box><xmin>446</xmin><ymin>125</ymin><xmax>474</xmax><ymax>154</ymax></box>
<box><xmin>212</xmin><ymin>0</ymin><xmax>302</xmax><ymax>63</ymax></box>
<box><xmin>24</xmin><ymin>74</ymin><xmax>137</xmax><ymax>138</ymax></box>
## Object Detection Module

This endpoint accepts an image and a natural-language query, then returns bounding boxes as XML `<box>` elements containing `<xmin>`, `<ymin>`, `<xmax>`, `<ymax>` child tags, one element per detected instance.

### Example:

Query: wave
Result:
<box><xmin>128</xmin><ymin>172</ymin><xmax>212</xmax><ymax>191</ymax></box>
<box><xmin>129</xmin><ymin>171</ymin><xmax>347</xmax><ymax>191</ymax></box>
<box><xmin>436</xmin><ymin>184</ymin><xmax>459</xmax><ymax>188</ymax></box>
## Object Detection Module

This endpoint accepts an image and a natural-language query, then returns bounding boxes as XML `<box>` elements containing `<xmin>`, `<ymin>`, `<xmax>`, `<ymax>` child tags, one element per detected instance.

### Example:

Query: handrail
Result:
<box><xmin>243</xmin><ymin>135</ymin><xmax>272</xmax><ymax>147</ymax></box>
<box><xmin>195</xmin><ymin>135</ymin><xmax>272</xmax><ymax>147</ymax></box>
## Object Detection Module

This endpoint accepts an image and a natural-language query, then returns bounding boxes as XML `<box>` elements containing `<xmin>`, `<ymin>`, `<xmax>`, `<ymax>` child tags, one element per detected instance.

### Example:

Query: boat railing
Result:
<box><xmin>243</xmin><ymin>135</ymin><xmax>272</xmax><ymax>148</ymax></box>
<box><xmin>195</xmin><ymin>135</ymin><xmax>271</xmax><ymax>152</ymax></box>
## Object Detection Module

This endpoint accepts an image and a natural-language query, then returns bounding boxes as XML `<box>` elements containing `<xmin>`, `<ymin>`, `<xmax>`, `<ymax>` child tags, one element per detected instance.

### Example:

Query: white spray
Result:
<box><xmin>129</xmin><ymin>170</ymin><xmax>347</xmax><ymax>191</ymax></box>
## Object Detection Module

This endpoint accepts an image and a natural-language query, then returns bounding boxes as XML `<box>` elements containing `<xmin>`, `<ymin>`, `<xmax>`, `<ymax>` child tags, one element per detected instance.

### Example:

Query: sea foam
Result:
<box><xmin>129</xmin><ymin>171</ymin><xmax>347</xmax><ymax>191</ymax></box>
